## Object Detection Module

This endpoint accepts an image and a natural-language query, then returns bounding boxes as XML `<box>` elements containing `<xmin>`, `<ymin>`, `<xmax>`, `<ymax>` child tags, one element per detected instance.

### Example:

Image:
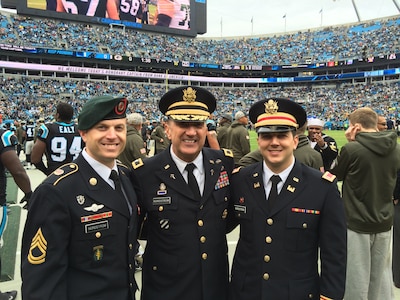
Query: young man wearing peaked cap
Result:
<box><xmin>227</xmin><ymin>98</ymin><xmax>347</xmax><ymax>300</ymax></box>
<box><xmin>131</xmin><ymin>86</ymin><xmax>234</xmax><ymax>300</ymax></box>
<box><xmin>21</xmin><ymin>95</ymin><xmax>139</xmax><ymax>300</ymax></box>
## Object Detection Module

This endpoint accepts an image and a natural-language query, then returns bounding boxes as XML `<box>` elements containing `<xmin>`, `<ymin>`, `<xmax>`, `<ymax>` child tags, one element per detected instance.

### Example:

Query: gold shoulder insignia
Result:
<box><xmin>49</xmin><ymin>163</ymin><xmax>79</xmax><ymax>186</ymax></box>
<box><xmin>322</xmin><ymin>171</ymin><xmax>336</xmax><ymax>182</ymax></box>
<box><xmin>232</xmin><ymin>166</ymin><xmax>243</xmax><ymax>174</ymax></box>
<box><xmin>132</xmin><ymin>158</ymin><xmax>144</xmax><ymax>169</ymax></box>
<box><xmin>28</xmin><ymin>227</ymin><xmax>47</xmax><ymax>265</ymax></box>
<box><xmin>222</xmin><ymin>148</ymin><xmax>233</xmax><ymax>158</ymax></box>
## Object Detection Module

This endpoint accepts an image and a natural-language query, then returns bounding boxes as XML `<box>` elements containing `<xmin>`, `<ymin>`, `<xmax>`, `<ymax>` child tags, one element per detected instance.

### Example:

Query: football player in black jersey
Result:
<box><xmin>56</xmin><ymin>0</ymin><xmax>119</xmax><ymax>19</ymax></box>
<box><xmin>119</xmin><ymin>0</ymin><xmax>142</xmax><ymax>22</ymax></box>
<box><xmin>31</xmin><ymin>102</ymin><xmax>84</xmax><ymax>176</ymax></box>
<box><xmin>24</xmin><ymin>119</ymin><xmax>36</xmax><ymax>169</ymax></box>
<box><xmin>0</xmin><ymin>127</ymin><xmax>31</xmax><ymax>298</ymax></box>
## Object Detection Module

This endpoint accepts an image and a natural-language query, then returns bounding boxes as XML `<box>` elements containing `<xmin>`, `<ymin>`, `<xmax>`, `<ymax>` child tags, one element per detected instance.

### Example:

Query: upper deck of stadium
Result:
<box><xmin>0</xmin><ymin>7</ymin><xmax>399</xmax><ymax>66</ymax></box>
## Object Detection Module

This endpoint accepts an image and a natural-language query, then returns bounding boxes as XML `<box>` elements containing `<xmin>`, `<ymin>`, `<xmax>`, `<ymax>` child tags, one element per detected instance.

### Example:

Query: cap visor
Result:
<box><xmin>257</xmin><ymin>126</ymin><xmax>296</xmax><ymax>133</ymax></box>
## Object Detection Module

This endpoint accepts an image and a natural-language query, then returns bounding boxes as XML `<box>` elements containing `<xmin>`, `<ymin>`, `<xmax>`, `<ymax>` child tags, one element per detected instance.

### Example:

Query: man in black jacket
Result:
<box><xmin>228</xmin><ymin>98</ymin><xmax>346</xmax><ymax>300</ymax></box>
<box><xmin>307</xmin><ymin>117</ymin><xmax>338</xmax><ymax>171</ymax></box>
<box><xmin>132</xmin><ymin>86</ymin><xmax>234</xmax><ymax>300</ymax></box>
<box><xmin>22</xmin><ymin>95</ymin><xmax>139</xmax><ymax>300</ymax></box>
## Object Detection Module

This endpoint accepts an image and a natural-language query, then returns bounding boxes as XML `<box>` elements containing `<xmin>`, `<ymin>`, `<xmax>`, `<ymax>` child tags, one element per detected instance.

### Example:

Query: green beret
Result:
<box><xmin>78</xmin><ymin>95</ymin><xmax>128</xmax><ymax>130</ymax></box>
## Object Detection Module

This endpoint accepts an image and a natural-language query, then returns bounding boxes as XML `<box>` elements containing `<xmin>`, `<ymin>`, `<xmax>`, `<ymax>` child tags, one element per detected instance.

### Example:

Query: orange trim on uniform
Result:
<box><xmin>257</xmin><ymin>115</ymin><xmax>296</xmax><ymax>124</ymax></box>
<box><xmin>320</xmin><ymin>295</ymin><xmax>333</xmax><ymax>300</ymax></box>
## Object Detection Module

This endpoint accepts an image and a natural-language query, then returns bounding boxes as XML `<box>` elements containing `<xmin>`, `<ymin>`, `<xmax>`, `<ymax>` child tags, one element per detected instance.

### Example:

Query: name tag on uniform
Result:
<box><xmin>152</xmin><ymin>197</ymin><xmax>171</xmax><ymax>205</ymax></box>
<box><xmin>85</xmin><ymin>220</ymin><xmax>109</xmax><ymax>234</ymax></box>
<box><xmin>234</xmin><ymin>205</ymin><xmax>247</xmax><ymax>213</ymax></box>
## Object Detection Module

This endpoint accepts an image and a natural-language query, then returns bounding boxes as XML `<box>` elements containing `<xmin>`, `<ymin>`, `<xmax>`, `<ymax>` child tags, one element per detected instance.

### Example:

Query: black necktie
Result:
<box><xmin>110</xmin><ymin>170</ymin><xmax>123</xmax><ymax>193</ymax></box>
<box><xmin>109</xmin><ymin>170</ymin><xmax>129</xmax><ymax>211</ymax></box>
<box><xmin>185</xmin><ymin>163</ymin><xmax>201</xmax><ymax>201</ymax></box>
<box><xmin>268</xmin><ymin>175</ymin><xmax>281</xmax><ymax>211</ymax></box>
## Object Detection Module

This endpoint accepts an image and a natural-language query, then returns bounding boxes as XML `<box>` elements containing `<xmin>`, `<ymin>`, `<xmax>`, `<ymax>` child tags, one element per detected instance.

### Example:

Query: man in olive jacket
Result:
<box><xmin>331</xmin><ymin>107</ymin><xmax>400</xmax><ymax>300</ymax></box>
<box><xmin>217</xmin><ymin>113</ymin><xmax>232</xmax><ymax>148</ymax></box>
<box><xmin>226</xmin><ymin>111</ymin><xmax>250</xmax><ymax>166</ymax></box>
<box><xmin>118</xmin><ymin>112</ymin><xmax>147</xmax><ymax>165</ymax></box>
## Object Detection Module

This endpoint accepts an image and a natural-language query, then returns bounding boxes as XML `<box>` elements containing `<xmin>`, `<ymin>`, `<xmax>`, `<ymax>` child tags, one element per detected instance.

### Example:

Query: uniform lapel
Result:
<box><xmin>246</xmin><ymin>163</ymin><xmax>269</xmax><ymax>216</ymax></box>
<box><xmin>119</xmin><ymin>167</ymin><xmax>138</xmax><ymax>215</ymax></box>
<box><xmin>76</xmin><ymin>156</ymin><xmax>130</xmax><ymax>218</ymax></box>
<box><xmin>153</xmin><ymin>150</ymin><xmax>193</xmax><ymax>200</ymax></box>
<box><xmin>201</xmin><ymin>150</ymin><xmax>222</xmax><ymax>204</ymax></box>
<box><xmin>270</xmin><ymin>161</ymin><xmax>306</xmax><ymax>215</ymax></box>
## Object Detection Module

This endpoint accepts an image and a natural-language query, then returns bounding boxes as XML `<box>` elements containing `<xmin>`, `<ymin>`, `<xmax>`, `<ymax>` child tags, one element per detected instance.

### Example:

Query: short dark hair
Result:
<box><xmin>56</xmin><ymin>102</ymin><xmax>74</xmax><ymax>122</ymax></box>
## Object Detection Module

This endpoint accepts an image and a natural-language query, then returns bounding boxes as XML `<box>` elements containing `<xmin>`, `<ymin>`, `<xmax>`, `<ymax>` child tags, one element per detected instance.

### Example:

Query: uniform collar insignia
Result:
<box><xmin>287</xmin><ymin>185</ymin><xmax>296</xmax><ymax>193</ymax></box>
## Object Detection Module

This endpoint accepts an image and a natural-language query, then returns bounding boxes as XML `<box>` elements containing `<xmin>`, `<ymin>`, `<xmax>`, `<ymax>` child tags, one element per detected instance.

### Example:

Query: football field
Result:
<box><xmin>249</xmin><ymin>129</ymin><xmax>399</xmax><ymax>152</ymax></box>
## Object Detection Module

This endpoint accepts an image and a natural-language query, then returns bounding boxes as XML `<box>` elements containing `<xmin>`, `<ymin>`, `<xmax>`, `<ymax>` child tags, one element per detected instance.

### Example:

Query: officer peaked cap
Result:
<box><xmin>159</xmin><ymin>86</ymin><xmax>216</xmax><ymax>122</ymax></box>
<box><xmin>249</xmin><ymin>98</ymin><xmax>306</xmax><ymax>133</ymax></box>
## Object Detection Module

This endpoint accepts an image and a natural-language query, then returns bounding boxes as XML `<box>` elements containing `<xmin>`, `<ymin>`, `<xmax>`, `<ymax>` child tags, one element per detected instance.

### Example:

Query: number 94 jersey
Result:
<box><xmin>37</xmin><ymin>122</ymin><xmax>84</xmax><ymax>174</ymax></box>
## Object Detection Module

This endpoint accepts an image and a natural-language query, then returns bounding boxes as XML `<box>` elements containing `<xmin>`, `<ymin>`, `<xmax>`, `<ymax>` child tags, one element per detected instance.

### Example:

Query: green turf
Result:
<box><xmin>0</xmin><ymin>174</ymin><xmax>20</xmax><ymax>282</ymax></box>
<box><xmin>0</xmin><ymin>205</ymin><xmax>21</xmax><ymax>282</ymax></box>
<box><xmin>6</xmin><ymin>172</ymin><xmax>18</xmax><ymax>205</ymax></box>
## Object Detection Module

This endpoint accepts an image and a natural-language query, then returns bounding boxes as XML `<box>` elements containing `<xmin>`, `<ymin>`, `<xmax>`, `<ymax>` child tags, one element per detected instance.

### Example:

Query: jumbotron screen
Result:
<box><xmin>17</xmin><ymin>0</ymin><xmax>203</xmax><ymax>37</ymax></box>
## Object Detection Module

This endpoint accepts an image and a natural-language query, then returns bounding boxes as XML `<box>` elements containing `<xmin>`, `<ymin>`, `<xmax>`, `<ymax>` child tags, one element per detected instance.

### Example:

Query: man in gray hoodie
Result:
<box><xmin>331</xmin><ymin>107</ymin><xmax>400</xmax><ymax>300</ymax></box>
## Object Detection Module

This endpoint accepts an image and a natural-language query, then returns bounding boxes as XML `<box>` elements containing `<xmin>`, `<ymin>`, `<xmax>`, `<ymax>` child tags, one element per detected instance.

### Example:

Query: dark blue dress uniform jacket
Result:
<box><xmin>21</xmin><ymin>155</ymin><xmax>138</xmax><ymax>300</ymax></box>
<box><xmin>227</xmin><ymin>160</ymin><xmax>346</xmax><ymax>300</ymax></box>
<box><xmin>131</xmin><ymin>147</ymin><xmax>234</xmax><ymax>300</ymax></box>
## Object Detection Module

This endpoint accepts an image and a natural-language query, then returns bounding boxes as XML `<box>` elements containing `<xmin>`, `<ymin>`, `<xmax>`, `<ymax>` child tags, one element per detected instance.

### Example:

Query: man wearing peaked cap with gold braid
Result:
<box><xmin>226</xmin><ymin>98</ymin><xmax>346</xmax><ymax>300</ymax></box>
<box><xmin>21</xmin><ymin>95</ymin><xmax>139</xmax><ymax>300</ymax></box>
<box><xmin>131</xmin><ymin>86</ymin><xmax>234</xmax><ymax>300</ymax></box>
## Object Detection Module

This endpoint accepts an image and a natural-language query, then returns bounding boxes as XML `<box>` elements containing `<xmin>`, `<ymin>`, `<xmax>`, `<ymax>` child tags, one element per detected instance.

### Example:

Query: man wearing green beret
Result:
<box><xmin>21</xmin><ymin>95</ymin><xmax>139</xmax><ymax>300</ymax></box>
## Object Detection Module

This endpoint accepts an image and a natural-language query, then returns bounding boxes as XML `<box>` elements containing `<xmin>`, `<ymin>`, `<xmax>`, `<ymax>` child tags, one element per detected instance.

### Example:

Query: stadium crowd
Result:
<box><xmin>0</xmin><ymin>11</ymin><xmax>399</xmax><ymax>65</ymax></box>
<box><xmin>1</xmin><ymin>75</ymin><xmax>399</xmax><ymax>130</ymax></box>
<box><xmin>1</xmin><ymin>10</ymin><xmax>400</xmax><ymax>128</ymax></box>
